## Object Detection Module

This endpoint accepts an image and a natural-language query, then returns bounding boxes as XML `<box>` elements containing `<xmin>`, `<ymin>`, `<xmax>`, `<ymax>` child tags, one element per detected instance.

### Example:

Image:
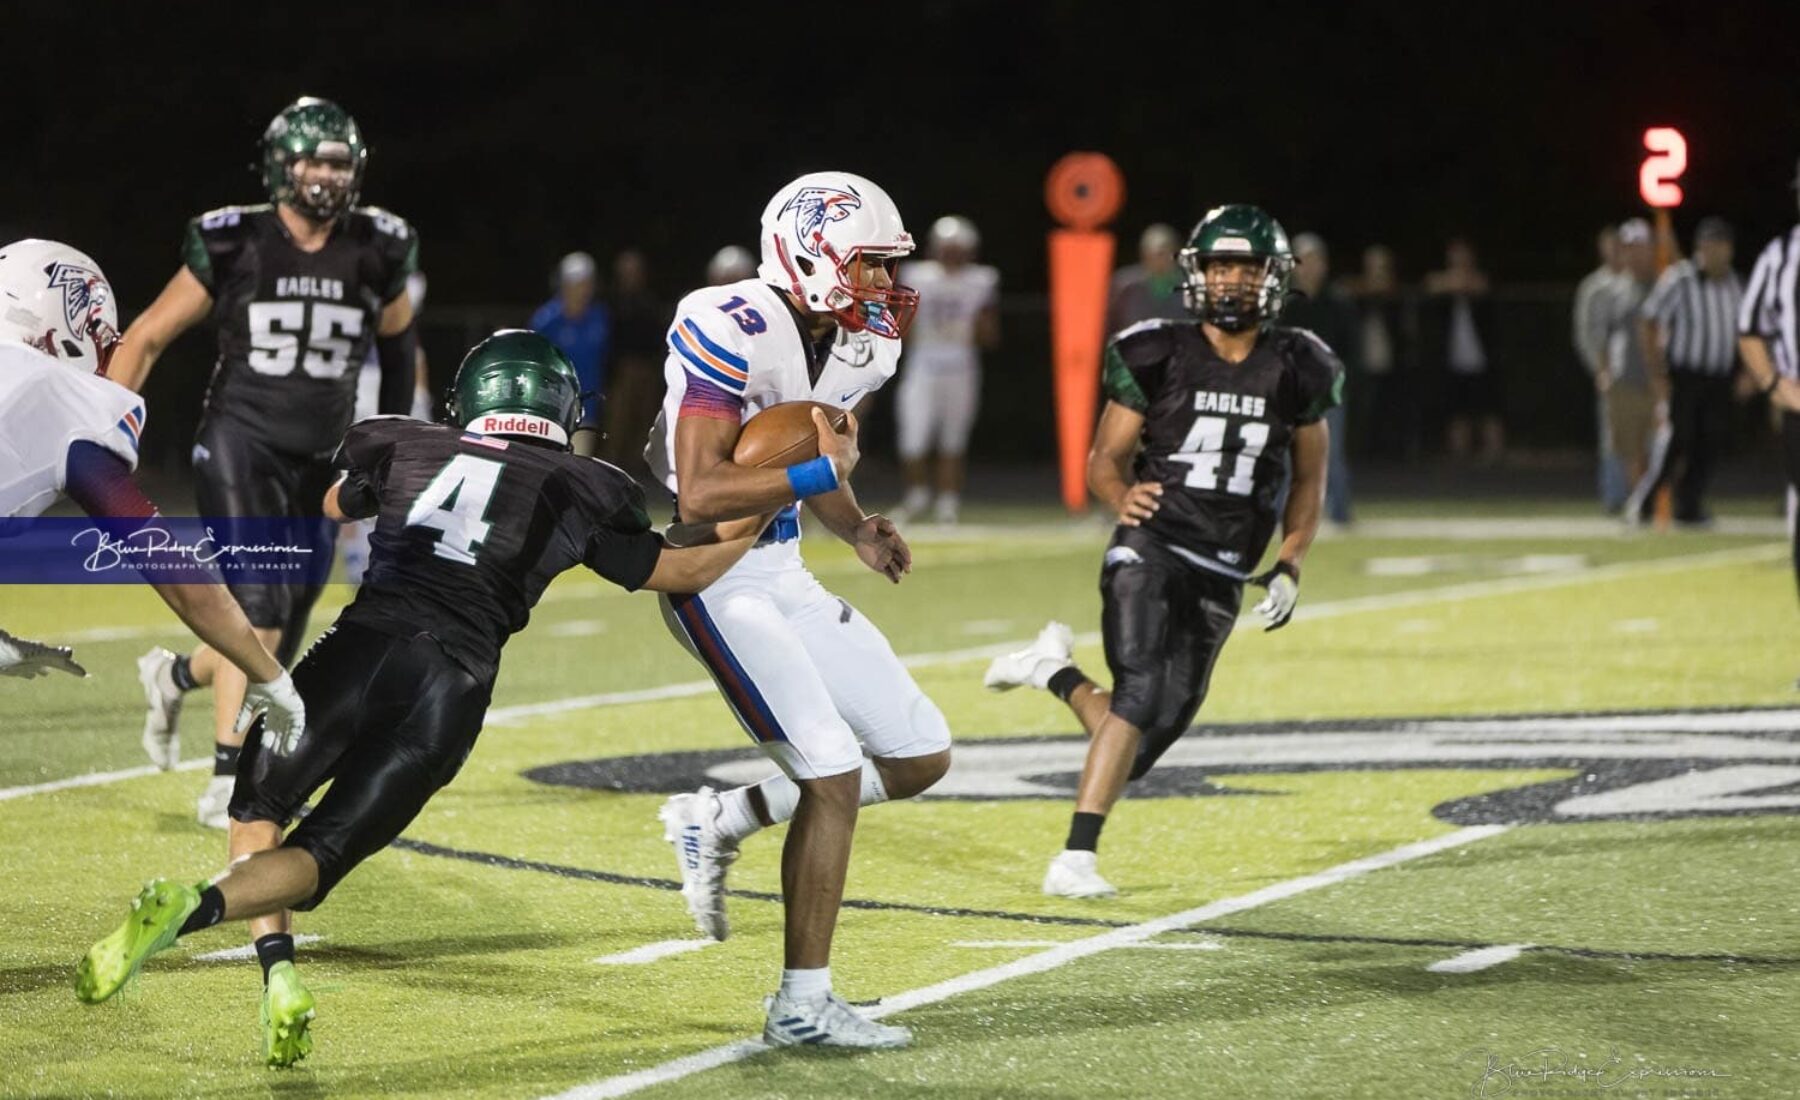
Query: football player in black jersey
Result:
<box><xmin>74</xmin><ymin>330</ymin><xmax>803</xmax><ymax>1066</ymax></box>
<box><xmin>109</xmin><ymin>97</ymin><xmax>422</xmax><ymax>831</ymax></box>
<box><xmin>986</xmin><ymin>205</ymin><xmax>1343</xmax><ymax>898</ymax></box>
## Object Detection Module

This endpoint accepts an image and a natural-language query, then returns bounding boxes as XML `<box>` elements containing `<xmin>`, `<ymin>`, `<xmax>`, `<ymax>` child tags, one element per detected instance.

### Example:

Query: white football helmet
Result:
<box><xmin>0</xmin><ymin>239</ymin><xmax>121</xmax><ymax>375</ymax></box>
<box><xmin>757</xmin><ymin>171</ymin><xmax>918</xmax><ymax>339</ymax></box>
<box><xmin>928</xmin><ymin>215</ymin><xmax>981</xmax><ymax>259</ymax></box>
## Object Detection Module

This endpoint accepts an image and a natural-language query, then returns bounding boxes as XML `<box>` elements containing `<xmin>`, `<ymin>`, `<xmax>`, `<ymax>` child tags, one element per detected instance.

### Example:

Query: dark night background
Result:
<box><xmin>10</xmin><ymin>1</ymin><xmax>1800</xmax><ymax>475</ymax></box>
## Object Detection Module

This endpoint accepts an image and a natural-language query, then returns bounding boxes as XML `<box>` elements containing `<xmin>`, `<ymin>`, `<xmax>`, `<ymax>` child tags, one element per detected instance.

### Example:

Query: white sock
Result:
<box><xmin>780</xmin><ymin>965</ymin><xmax>831</xmax><ymax>1002</ymax></box>
<box><xmin>934</xmin><ymin>491</ymin><xmax>960</xmax><ymax>518</ymax></box>
<box><xmin>718</xmin><ymin>761</ymin><xmax>890</xmax><ymax>843</ymax></box>
<box><xmin>900</xmin><ymin>485</ymin><xmax>931</xmax><ymax>513</ymax></box>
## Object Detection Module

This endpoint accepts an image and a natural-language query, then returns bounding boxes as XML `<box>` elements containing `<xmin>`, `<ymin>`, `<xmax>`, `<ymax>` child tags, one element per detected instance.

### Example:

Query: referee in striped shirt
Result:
<box><xmin>1739</xmin><ymin>158</ymin><xmax>1800</xmax><ymax>602</ymax></box>
<box><xmin>1628</xmin><ymin>217</ymin><xmax>1742</xmax><ymax>523</ymax></box>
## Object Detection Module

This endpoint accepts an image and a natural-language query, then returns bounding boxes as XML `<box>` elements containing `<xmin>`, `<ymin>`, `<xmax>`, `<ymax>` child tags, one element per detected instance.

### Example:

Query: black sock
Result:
<box><xmin>170</xmin><ymin>654</ymin><xmax>199</xmax><ymax>692</ymax></box>
<box><xmin>1066</xmin><ymin>811</ymin><xmax>1106</xmax><ymax>852</ymax></box>
<box><xmin>254</xmin><ymin>932</ymin><xmax>296</xmax><ymax>983</ymax></box>
<box><xmin>178</xmin><ymin>885</ymin><xmax>226</xmax><ymax>936</ymax></box>
<box><xmin>213</xmin><ymin>742</ymin><xmax>240</xmax><ymax>777</ymax></box>
<box><xmin>1047</xmin><ymin>666</ymin><xmax>1093</xmax><ymax>704</ymax></box>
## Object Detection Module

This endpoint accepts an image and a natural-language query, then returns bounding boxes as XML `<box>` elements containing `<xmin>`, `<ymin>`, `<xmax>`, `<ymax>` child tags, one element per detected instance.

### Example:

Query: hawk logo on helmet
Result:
<box><xmin>46</xmin><ymin>262</ymin><xmax>103</xmax><ymax>337</ymax></box>
<box><xmin>780</xmin><ymin>187</ymin><xmax>863</xmax><ymax>258</ymax></box>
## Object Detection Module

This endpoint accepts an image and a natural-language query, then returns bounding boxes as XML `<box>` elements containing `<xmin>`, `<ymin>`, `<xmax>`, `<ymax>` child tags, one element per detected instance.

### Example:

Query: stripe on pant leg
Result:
<box><xmin>667</xmin><ymin>592</ymin><xmax>788</xmax><ymax>744</ymax></box>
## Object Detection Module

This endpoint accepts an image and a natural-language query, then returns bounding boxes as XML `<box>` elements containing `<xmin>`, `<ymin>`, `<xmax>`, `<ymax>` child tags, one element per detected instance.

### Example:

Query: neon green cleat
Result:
<box><xmin>74</xmin><ymin>879</ymin><xmax>200</xmax><ymax>1004</ymax></box>
<box><xmin>261</xmin><ymin>960</ymin><xmax>316</xmax><ymax>1067</ymax></box>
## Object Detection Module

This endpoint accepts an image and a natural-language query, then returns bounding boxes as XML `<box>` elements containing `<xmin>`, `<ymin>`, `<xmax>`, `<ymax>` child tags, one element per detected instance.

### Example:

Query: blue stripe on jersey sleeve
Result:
<box><xmin>671</xmin><ymin>329</ymin><xmax>748</xmax><ymax>393</ymax></box>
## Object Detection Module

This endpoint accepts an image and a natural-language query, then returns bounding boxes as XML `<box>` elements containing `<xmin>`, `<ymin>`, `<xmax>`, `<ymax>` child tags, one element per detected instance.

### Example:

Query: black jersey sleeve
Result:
<box><xmin>179</xmin><ymin>207</ymin><xmax>254</xmax><ymax>294</ymax></box>
<box><xmin>331</xmin><ymin>415</ymin><xmax>418</xmax><ymax>517</ymax></box>
<box><xmin>353</xmin><ymin>207</ymin><xmax>421</xmax><ymax>304</ymax></box>
<box><xmin>1278</xmin><ymin>327</ymin><xmax>1346</xmax><ymax>425</ymax></box>
<box><xmin>569</xmin><ymin>459</ymin><xmax>666</xmax><ymax>591</ymax></box>
<box><xmin>1102</xmin><ymin>320</ymin><xmax>1179</xmax><ymax>413</ymax></box>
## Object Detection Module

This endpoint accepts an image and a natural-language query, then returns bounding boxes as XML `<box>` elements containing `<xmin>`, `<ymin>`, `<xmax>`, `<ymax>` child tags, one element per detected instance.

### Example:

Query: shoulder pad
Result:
<box><xmin>1271</xmin><ymin>325</ymin><xmax>1340</xmax><ymax>365</ymax></box>
<box><xmin>350</xmin><ymin>205</ymin><xmax>415</xmax><ymax>241</ymax></box>
<box><xmin>668</xmin><ymin>288</ymin><xmax>758</xmax><ymax>393</ymax></box>
<box><xmin>1108</xmin><ymin>318</ymin><xmax>1184</xmax><ymax>364</ymax></box>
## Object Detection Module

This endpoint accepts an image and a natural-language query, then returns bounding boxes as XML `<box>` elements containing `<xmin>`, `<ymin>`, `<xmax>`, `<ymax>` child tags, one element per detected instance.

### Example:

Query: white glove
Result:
<box><xmin>1250</xmin><ymin>564</ymin><xmax>1300</xmax><ymax>632</ymax></box>
<box><xmin>0</xmin><ymin>629</ymin><xmax>87</xmax><ymax>679</ymax></box>
<box><xmin>240</xmin><ymin>670</ymin><xmax>307</xmax><ymax>756</ymax></box>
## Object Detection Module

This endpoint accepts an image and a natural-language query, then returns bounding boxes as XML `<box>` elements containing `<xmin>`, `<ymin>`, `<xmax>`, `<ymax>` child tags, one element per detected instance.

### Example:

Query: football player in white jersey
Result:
<box><xmin>893</xmin><ymin>215</ymin><xmax>999</xmax><ymax>524</ymax></box>
<box><xmin>646</xmin><ymin>172</ymin><xmax>951</xmax><ymax>1049</ymax></box>
<box><xmin>0</xmin><ymin>239</ymin><xmax>303</xmax><ymax>736</ymax></box>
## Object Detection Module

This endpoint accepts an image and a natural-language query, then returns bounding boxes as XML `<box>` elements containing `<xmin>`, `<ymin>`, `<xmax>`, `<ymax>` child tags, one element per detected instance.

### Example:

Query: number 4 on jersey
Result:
<box><xmin>1172</xmin><ymin>403</ymin><xmax>1270</xmax><ymax>497</ymax></box>
<box><xmin>405</xmin><ymin>454</ymin><xmax>503</xmax><ymax>564</ymax></box>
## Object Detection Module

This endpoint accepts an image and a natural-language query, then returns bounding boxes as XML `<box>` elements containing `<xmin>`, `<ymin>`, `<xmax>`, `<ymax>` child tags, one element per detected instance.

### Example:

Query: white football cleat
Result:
<box><xmin>658</xmin><ymin>788</ymin><xmax>739</xmax><ymax>941</ymax></box>
<box><xmin>983</xmin><ymin>621</ymin><xmax>1075</xmax><ymax>692</ymax></box>
<box><xmin>763</xmin><ymin>991</ymin><xmax>913</xmax><ymax>1049</ymax></box>
<box><xmin>1042</xmin><ymin>849</ymin><xmax>1117</xmax><ymax>898</ymax></box>
<box><xmin>197</xmin><ymin>774</ymin><xmax>235</xmax><ymax>830</ymax></box>
<box><xmin>136</xmin><ymin>648</ymin><xmax>185</xmax><ymax>770</ymax></box>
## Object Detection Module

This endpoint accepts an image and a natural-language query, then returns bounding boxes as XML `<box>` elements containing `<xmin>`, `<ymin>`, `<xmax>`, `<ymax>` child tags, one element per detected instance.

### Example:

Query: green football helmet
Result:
<box><xmin>447</xmin><ymin>330</ymin><xmax>585</xmax><ymax>449</ymax></box>
<box><xmin>1178</xmin><ymin>204</ymin><xmax>1294</xmax><ymax>332</ymax></box>
<box><xmin>259</xmin><ymin>97</ymin><xmax>368</xmax><ymax>221</ymax></box>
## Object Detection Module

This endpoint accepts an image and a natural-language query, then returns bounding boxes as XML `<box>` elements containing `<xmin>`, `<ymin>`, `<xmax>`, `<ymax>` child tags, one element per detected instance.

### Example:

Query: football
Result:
<box><xmin>732</xmin><ymin>400</ymin><xmax>850</xmax><ymax>468</ymax></box>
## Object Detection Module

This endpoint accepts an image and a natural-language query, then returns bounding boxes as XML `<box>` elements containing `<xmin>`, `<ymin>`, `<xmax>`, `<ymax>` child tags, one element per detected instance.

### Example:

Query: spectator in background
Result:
<box><xmin>1628</xmin><ymin>217</ymin><xmax>1743</xmax><ymax>525</ymax></box>
<box><xmin>1423</xmin><ymin>237</ymin><xmax>1502</xmax><ymax>463</ymax></box>
<box><xmin>707</xmin><ymin>245</ymin><xmax>757</xmax><ymax>286</ymax></box>
<box><xmin>1349</xmin><ymin>244</ymin><xmax>1414</xmax><ymax>460</ymax></box>
<box><xmin>1281</xmin><ymin>232</ymin><xmax>1356</xmax><ymax>524</ymax></box>
<box><xmin>1573</xmin><ymin>226</ymin><xmax>1628</xmax><ymax>512</ymax></box>
<box><xmin>604</xmin><ymin>248</ymin><xmax>668</xmax><ymax>471</ymax></box>
<box><xmin>530</xmin><ymin>251</ymin><xmax>611</xmax><ymax>453</ymax></box>
<box><xmin>894</xmin><ymin>215</ymin><xmax>1000</xmax><ymax>525</ymax></box>
<box><xmin>1596</xmin><ymin>219</ymin><xmax>1659</xmax><ymax>505</ymax></box>
<box><xmin>1107</xmin><ymin>223</ymin><xmax>1187</xmax><ymax>335</ymax></box>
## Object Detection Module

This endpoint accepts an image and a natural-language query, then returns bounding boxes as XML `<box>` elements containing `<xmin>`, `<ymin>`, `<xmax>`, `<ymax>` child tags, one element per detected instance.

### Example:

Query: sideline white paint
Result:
<box><xmin>592</xmin><ymin>939</ymin><xmax>716</xmax><ymax>966</ymax></box>
<box><xmin>539</xmin><ymin>825</ymin><xmax>1508</xmax><ymax>1099</ymax></box>
<box><xmin>193</xmin><ymin>933</ymin><xmax>325</xmax><ymax>962</ymax></box>
<box><xmin>1427</xmin><ymin>943</ymin><xmax>1533</xmax><ymax>974</ymax></box>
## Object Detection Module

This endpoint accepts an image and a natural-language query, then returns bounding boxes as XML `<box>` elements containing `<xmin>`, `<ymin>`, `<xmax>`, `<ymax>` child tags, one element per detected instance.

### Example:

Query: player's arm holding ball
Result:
<box><xmin>675</xmin><ymin>406</ymin><xmax>859</xmax><ymax>522</ymax></box>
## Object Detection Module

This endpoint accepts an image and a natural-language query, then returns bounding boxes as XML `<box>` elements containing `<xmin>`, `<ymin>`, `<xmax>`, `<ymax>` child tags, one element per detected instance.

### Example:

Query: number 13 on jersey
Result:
<box><xmin>1171</xmin><ymin>402</ymin><xmax>1269</xmax><ymax>497</ymax></box>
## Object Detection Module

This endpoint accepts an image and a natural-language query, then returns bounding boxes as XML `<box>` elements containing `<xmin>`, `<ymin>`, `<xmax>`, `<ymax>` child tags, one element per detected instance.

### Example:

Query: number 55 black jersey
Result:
<box><xmin>1103</xmin><ymin>319</ymin><xmax>1343</xmax><ymax>578</ymax></box>
<box><xmin>184</xmin><ymin>204</ymin><xmax>418</xmax><ymax>457</ymax></box>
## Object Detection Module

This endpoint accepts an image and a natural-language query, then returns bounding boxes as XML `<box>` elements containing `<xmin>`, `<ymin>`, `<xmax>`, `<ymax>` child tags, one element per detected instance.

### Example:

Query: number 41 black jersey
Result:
<box><xmin>332</xmin><ymin>417</ymin><xmax>665</xmax><ymax>684</ymax></box>
<box><xmin>1103</xmin><ymin>320</ymin><xmax>1343</xmax><ymax>578</ymax></box>
<box><xmin>184</xmin><ymin>204</ymin><xmax>418</xmax><ymax>457</ymax></box>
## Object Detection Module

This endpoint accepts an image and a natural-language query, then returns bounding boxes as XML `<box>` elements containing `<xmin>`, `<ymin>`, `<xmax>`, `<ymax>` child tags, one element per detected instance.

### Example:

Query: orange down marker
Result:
<box><xmin>1045</xmin><ymin>152</ymin><xmax>1125</xmax><ymax>512</ymax></box>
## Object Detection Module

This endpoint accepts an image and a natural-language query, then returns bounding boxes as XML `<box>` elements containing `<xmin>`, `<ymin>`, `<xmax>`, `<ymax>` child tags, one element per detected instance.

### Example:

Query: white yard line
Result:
<box><xmin>0</xmin><ymin>757</ymin><xmax>209</xmax><ymax>803</ymax></box>
<box><xmin>541</xmin><ymin>825</ymin><xmax>1509</xmax><ymax>1100</ymax></box>
<box><xmin>952</xmin><ymin>939</ymin><xmax>1223</xmax><ymax>951</ymax></box>
<box><xmin>192</xmin><ymin>933</ymin><xmax>325</xmax><ymax>962</ymax></box>
<box><xmin>1426</xmin><ymin>943</ymin><xmax>1534</xmax><ymax>974</ymax></box>
<box><xmin>592</xmin><ymin>939</ymin><xmax>717</xmax><ymax>966</ymax></box>
<box><xmin>2</xmin><ymin>541</ymin><xmax>1782</xmax><ymax>800</ymax></box>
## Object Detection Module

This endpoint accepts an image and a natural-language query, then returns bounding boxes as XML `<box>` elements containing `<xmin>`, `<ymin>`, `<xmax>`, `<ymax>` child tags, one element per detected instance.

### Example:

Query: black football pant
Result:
<box><xmin>1636</xmin><ymin>372</ymin><xmax>1734</xmax><ymax>523</ymax></box>
<box><xmin>1099</xmin><ymin>528</ymin><xmax>1244</xmax><ymax>781</ymax></box>
<box><xmin>192</xmin><ymin>418</ymin><xmax>338</xmax><ymax>664</ymax></box>
<box><xmin>229</xmin><ymin>622</ymin><xmax>491</xmax><ymax>908</ymax></box>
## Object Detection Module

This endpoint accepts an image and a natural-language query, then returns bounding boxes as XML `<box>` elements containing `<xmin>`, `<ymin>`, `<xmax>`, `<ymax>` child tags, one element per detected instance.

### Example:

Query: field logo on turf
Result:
<box><xmin>527</xmin><ymin>708</ymin><xmax>1800</xmax><ymax>824</ymax></box>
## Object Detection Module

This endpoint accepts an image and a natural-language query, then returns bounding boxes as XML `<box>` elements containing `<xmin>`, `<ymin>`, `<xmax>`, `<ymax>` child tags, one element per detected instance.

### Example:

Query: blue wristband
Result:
<box><xmin>785</xmin><ymin>455</ymin><xmax>840</xmax><ymax>499</ymax></box>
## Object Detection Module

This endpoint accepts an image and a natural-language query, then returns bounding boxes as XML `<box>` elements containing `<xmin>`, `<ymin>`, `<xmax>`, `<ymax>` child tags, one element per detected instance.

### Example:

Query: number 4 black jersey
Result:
<box><xmin>183</xmin><ymin>204</ymin><xmax>419</xmax><ymax>457</ymax></box>
<box><xmin>1103</xmin><ymin>320</ymin><xmax>1343</xmax><ymax>577</ymax></box>
<box><xmin>332</xmin><ymin>417</ymin><xmax>665</xmax><ymax>683</ymax></box>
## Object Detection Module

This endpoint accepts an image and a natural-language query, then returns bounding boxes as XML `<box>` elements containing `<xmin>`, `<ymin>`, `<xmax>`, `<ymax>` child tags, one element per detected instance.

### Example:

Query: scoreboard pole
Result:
<box><xmin>1640</xmin><ymin>127</ymin><xmax>1688</xmax><ymax>529</ymax></box>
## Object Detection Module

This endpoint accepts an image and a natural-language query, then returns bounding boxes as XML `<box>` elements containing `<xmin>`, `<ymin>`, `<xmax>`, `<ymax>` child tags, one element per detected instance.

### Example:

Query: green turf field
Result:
<box><xmin>3</xmin><ymin>504</ymin><xmax>1797</xmax><ymax>1099</ymax></box>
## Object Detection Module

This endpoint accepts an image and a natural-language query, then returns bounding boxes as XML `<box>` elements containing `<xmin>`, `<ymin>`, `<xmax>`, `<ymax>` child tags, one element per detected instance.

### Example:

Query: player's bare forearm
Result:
<box><xmin>1740</xmin><ymin>336</ymin><xmax>1778</xmax><ymax>390</ymax></box>
<box><xmin>149</xmin><ymin>582</ymin><xmax>282</xmax><ymax>683</ymax></box>
<box><xmin>674</xmin><ymin>416</ymin><xmax>803</xmax><ymax>523</ymax></box>
<box><xmin>110</xmin><ymin>267</ymin><xmax>212</xmax><ymax>391</ymax></box>
<box><xmin>664</xmin><ymin>512</ymin><xmax>772</xmax><ymax>547</ymax></box>
<box><xmin>1277</xmin><ymin>419</ymin><xmax>1329</xmax><ymax>568</ymax></box>
<box><xmin>805</xmin><ymin>483</ymin><xmax>867</xmax><ymax>545</ymax></box>
<box><xmin>1087</xmin><ymin>401</ymin><xmax>1146</xmax><ymax>514</ymax></box>
<box><xmin>642</xmin><ymin>532</ymin><xmax>763</xmax><ymax>593</ymax></box>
